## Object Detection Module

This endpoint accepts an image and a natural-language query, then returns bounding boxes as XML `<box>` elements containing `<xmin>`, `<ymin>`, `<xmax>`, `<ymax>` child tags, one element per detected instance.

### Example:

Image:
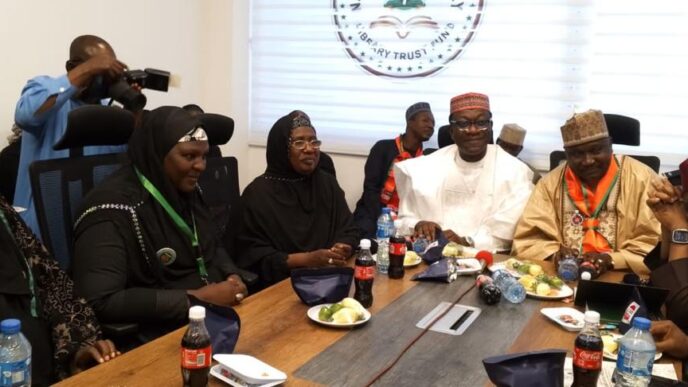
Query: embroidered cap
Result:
<box><xmin>560</xmin><ymin>109</ymin><xmax>609</xmax><ymax>147</ymax></box>
<box><xmin>498</xmin><ymin>123</ymin><xmax>526</xmax><ymax>146</ymax></box>
<box><xmin>405</xmin><ymin>102</ymin><xmax>432</xmax><ymax>121</ymax></box>
<box><xmin>680</xmin><ymin>158</ymin><xmax>688</xmax><ymax>193</ymax></box>
<box><xmin>450</xmin><ymin>92</ymin><xmax>490</xmax><ymax>115</ymax></box>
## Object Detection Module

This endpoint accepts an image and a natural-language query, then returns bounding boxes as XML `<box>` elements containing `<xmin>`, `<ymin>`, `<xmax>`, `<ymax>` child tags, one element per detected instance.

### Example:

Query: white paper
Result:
<box><xmin>564</xmin><ymin>358</ymin><xmax>677</xmax><ymax>386</ymax></box>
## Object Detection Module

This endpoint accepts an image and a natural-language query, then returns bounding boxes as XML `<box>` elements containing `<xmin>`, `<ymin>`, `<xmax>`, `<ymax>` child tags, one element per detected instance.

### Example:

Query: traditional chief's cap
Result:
<box><xmin>680</xmin><ymin>158</ymin><xmax>688</xmax><ymax>193</ymax></box>
<box><xmin>405</xmin><ymin>102</ymin><xmax>432</xmax><ymax>121</ymax></box>
<box><xmin>560</xmin><ymin>109</ymin><xmax>609</xmax><ymax>147</ymax></box>
<box><xmin>450</xmin><ymin>92</ymin><xmax>490</xmax><ymax>115</ymax></box>
<box><xmin>499</xmin><ymin>124</ymin><xmax>526</xmax><ymax>146</ymax></box>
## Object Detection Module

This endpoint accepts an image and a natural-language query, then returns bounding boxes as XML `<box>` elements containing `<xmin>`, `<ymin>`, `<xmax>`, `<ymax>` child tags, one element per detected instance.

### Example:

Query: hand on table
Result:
<box><xmin>71</xmin><ymin>339</ymin><xmax>120</xmax><ymax>375</ymax></box>
<box><xmin>442</xmin><ymin>229</ymin><xmax>472</xmax><ymax>246</ymax></box>
<box><xmin>331</xmin><ymin>243</ymin><xmax>352</xmax><ymax>258</ymax></box>
<box><xmin>580</xmin><ymin>252</ymin><xmax>613</xmax><ymax>273</ymax></box>
<box><xmin>551</xmin><ymin>245</ymin><xmax>578</xmax><ymax>269</ymax></box>
<box><xmin>307</xmin><ymin>249</ymin><xmax>347</xmax><ymax>267</ymax></box>
<box><xmin>188</xmin><ymin>274</ymin><xmax>248</xmax><ymax>306</ymax></box>
<box><xmin>650</xmin><ymin>320</ymin><xmax>688</xmax><ymax>359</ymax></box>
<box><xmin>414</xmin><ymin>221</ymin><xmax>441</xmax><ymax>241</ymax></box>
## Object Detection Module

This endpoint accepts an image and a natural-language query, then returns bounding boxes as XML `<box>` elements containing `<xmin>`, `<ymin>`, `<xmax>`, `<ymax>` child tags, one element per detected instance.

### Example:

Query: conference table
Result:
<box><xmin>56</xmin><ymin>257</ymin><xmax>682</xmax><ymax>386</ymax></box>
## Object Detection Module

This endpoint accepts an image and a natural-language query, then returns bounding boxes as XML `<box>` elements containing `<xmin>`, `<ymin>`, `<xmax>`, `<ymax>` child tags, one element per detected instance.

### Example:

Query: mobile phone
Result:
<box><xmin>663</xmin><ymin>169</ymin><xmax>682</xmax><ymax>187</ymax></box>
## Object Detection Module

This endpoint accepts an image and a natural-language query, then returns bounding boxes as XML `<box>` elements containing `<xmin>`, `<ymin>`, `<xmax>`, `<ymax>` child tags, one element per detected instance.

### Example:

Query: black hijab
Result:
<box><xmin>237</xmin><ymin>112</ymin><xmax>358</xmax><ymax>278</ymax></box>
<box><xmin>76</xmin><ymin>106</ymin><xmax>224</xmax><ymax>288</ymax></box>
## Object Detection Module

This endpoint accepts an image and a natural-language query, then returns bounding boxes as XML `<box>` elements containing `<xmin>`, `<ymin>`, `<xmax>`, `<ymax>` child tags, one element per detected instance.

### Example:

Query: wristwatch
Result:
<box><xmin>671</xmin><ymin>228</ymin><xmax>688</xmax><ymax>244</ymax></box>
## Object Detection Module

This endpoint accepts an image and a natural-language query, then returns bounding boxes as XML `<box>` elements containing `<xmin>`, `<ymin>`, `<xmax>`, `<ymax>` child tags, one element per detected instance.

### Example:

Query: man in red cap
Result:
<box><xmin>513</xmin><ymin>109</ymin><xmax>660</xmax><ymax>275</ymax></box>
<box><xmin>394</xmin><ymin>92</ymin><xmax>534</xmax><ymax>252</ymax></box>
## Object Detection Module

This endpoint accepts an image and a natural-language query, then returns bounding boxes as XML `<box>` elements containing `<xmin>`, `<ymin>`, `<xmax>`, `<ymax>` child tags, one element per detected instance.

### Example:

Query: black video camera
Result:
<box><xmin>108</xmin><ymin>68</ymin><xmax>171</xmax><ymax>111</ymax></box>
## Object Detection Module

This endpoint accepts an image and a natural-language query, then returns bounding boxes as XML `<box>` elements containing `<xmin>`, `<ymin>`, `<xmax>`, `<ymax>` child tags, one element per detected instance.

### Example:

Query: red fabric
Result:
<box><xmin>380</xmin><ymin>135</ymin><xmax>423</xmax><ymax>211</ymax></box>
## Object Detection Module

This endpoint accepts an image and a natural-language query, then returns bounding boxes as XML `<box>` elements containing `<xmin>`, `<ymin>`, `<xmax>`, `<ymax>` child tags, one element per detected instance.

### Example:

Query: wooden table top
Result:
<box><xmin>56</xmin><ymin>258</ymin><xmax>683</xmax><ymax>387</ymax></box>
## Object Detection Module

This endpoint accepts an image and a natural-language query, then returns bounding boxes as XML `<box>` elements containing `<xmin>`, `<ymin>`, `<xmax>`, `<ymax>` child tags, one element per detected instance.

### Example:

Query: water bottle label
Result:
<box><xmin>355</xmin><ymin>266</ymin><xmax>375</xmax><ymax>280</ymax></box>
<box><xmin>389</xmin><ymin>242</ymin><xmax>406</xmax><ymax>256</ymax></box>
<box><xmin>573</xmin><ymin>347</ymin><xmax>602</xmax><ymax>370</ymax></box>
<box><xmin>0</xmin><ymin>358</ymin><xmax>30</xmax><ymax>386</ymax></box>
<box><xmin>180</xmin><ymin>346</ymin><xmax>211</xmax><ymax>369</ymax></box>
<box><xmin>621</xmin><ymin>302</ymin><xmax>640</xmax><ymax>325</ymax></box>
<box><xmin>616</xmin><ymin>345</ymin><xmax>654</xmax><ymax>376</ymax></box>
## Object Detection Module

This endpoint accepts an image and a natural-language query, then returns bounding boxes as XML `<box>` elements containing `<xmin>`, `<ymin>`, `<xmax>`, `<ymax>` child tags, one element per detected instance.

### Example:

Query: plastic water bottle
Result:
<box><xmin>491</xmin><ymin>270</ymin><xmax>526</xmax><ymax>303</ymax></box>
<box><xmin>557</xmin><ymin>255</ymin><xmax>579</xmax><ymax>282</ymax></box>
<box><xmin>613</xmin><ymin>317</ymin><xmax>656</xmax><ymax>387</ymax></box>
<box><xmin>0</xmin><ymin>319</ymin><xmax>32</xmax><ymax>387</ymax></box>
<box><xmin>375</xmin><ymin>208</ymin><xmax>393</xmax><ymax>274</ymax></box>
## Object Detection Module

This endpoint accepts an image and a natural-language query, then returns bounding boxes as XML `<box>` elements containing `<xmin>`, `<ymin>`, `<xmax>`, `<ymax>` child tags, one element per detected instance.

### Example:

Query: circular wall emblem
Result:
<box><xmin>333</xmin><ymin>0</ymin><xmax>485</xmax><ymax>78</ymax></box>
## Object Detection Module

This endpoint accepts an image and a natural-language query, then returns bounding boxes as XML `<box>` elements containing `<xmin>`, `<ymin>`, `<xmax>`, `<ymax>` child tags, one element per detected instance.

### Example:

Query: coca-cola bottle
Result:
<box><xmin>388</xmin><ymin>220</ymin><xmax>406</xmax><ymax>279</ymax></box>
<box><xmin>354</xmin><ymin>239</ymin><xmax>375</xmax><ymax>308</ymax></box>
<box><xmin>572</xmin><ymin>311</ymin><xmax>603</xmax><ymax>387</ymax></box>
<box><xmin>476</xmin><ymin>275</ymin><xmax>501</xmax><ymax>305</ymax></box>
<box><xmin>181</xmin><ymin>306</ymin><xmax>211</xmax><ymax>387</ymax></box>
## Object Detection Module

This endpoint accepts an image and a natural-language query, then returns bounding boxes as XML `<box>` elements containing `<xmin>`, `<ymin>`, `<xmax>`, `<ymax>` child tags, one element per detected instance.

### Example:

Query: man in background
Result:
<box><xmin>496</xmin><ymin>123</ymin><xmax>540</xmax><ymax>183</ymax></box>
<box><xmin>353</xmin><ymin>102</ymin><xmax>435</xmax><ymax>240</ymax></box>
<box><xmin>14</xmin><ymin>35</ymin><xmax>128</xmax><ymax>238</ymax></box>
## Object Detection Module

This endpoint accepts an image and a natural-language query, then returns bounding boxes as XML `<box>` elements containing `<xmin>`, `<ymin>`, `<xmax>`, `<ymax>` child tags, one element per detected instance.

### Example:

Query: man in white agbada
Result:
<box><xmin>394</xmin><ymin>92</ymin><xmax>534</xmax><ymax>252</ymax></box>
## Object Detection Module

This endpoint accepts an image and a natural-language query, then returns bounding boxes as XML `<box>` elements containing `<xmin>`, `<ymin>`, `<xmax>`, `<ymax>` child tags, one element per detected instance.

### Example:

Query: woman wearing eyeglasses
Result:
<box><xmin>237</xmin><ymin>111</ymin><xmax>358</xmax><ymax>289</ymax></box>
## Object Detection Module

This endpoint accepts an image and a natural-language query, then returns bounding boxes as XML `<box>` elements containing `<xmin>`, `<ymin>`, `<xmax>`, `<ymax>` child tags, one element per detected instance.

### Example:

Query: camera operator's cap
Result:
<box><xmin>560</xmin><ymin>109</ymin><xmax>609</xmax><ymax>148</ymax></box>
<box><xmin>499</xmin><ymin>124</ymin><xmax>526</xmax><ymax>146</ymax></box>
<box><xmin>405</xmin><ymin>102</ymin><xmax>432</xmax><ymax>121</ymax></box>
<box><xmin>680</xmin><ymin>158</ymin><xmax>688</xmax><ymax>193</ymax></box>
<box><xmin>450</xmin><ymin>92</ymin><xmax>490</xmax><ymax>115</ymax></box>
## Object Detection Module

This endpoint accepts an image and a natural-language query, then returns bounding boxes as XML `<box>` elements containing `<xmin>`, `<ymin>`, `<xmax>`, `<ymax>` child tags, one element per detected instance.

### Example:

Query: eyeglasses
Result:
<box><xmin>290</xmin><ymin>139</ymin><xmax>322</xmax><ymax>150</ymax></box>
<box><xmin>449</xmin><ymin>118</ymin><xmax>492</xmax><ymax>132</ymax></box>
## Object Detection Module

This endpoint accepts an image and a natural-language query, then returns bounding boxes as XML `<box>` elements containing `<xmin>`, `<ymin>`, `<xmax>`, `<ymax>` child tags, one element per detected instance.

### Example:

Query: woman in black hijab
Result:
<box><xmin>73</xmin><ymin>106</ymin><xmax>247</xmax><ymax>343</ymax></box>
<box><xmin>0</xmin><ymin>196</ymin><xmax>119</xmax><ymax>385</ymax></box>
<box><xmin>237</xmin><ymin>111</ymin><xmax>359</xmax><ymax>288</ymax></box>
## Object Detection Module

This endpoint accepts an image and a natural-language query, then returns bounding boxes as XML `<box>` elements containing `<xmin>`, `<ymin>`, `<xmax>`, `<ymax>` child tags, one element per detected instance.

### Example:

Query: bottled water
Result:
<box><xmin>375</xmin><ymin>208</ymin><xmax>393</xmax><ymax>274</ymax></box>
<box><xmin>614</xmin><ymin>317</ymin><xmax>655</xmax><ymax>387</ymax></box>
<box><xmin>557</xmin><ymin>255</ymin><xmax>579</xmax><ymax>282</ymax></box>
<box><xmin>491</xmin><ymin>270</ymin><xmax>526</xmax><ymax>303</ymax></box>
<box><xmin>0</xmin><ymin>319</ymin><xmax>32</xmax><ymax>387</ymax></box>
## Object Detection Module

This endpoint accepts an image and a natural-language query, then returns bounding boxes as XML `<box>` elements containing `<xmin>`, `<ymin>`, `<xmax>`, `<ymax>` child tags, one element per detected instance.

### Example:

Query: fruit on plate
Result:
<box><xmin>518</xmin><ymin>275</ymin><xmax>537</xmax><ymax>291</ymax></box>
<box><xmin>404</xmin><ymin>251</ymin><xmax>421</xmax><ymax>265</ymax></box>
<box><xmin>601</xmin><ymin>334</ymin><xmax>618</xmax><ymax>354</ymax></box>
<box><xmin>318</xmin><ymin>298</ymin><xmax>366</xmax><ymax>323</ymax></box>
<box><xmin>535</xmin><ymin>282</ymin><xmax>551</xmax><ymax>296</ymax></box>
<box><xmin>442</xmin><ymin>242</ymin><xmax>462</xmax><ymax>258</ymax></box>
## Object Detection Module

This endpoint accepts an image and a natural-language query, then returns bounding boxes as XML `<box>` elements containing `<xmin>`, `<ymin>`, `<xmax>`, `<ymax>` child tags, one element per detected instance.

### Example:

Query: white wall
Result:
<box><xmin>0</xmin><ymin>0</ymin><xmax>365</xmax><ymax>209</ymax></box>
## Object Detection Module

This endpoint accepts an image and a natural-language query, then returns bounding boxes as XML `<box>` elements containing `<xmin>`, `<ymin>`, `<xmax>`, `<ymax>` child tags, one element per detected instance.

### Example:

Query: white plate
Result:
<box><xmin>487</xmin><ymin>261</ymin><xmax>522</xmax><ymax>278</ymax></box>
<box><xmin>540</xmin><ymin>307</ymin><xmax>585</xmax><ymax>331</ymax></box>
<box><xmin>307</xmin><ymin>304</ymin><xmax>371</xmax><ymax>328</ymax></box>
<box><xmin>210</xmin><ymin>364</ymin><xmax>285</xmax><ymax>387</ymax></box>
<box><xmin>526</xmin><ymin>283</ymin><xmax>574</xmax><ymax>300</ymax></box>
<box><xmin>404</xmin><ymin>252</ymin><xmax>422</xmax><ymax>268</ymax></box>
<box><xmin>454</xmin><ymin>258</ymin><xmax>482</xmax><ymax>275</ymax></box>
<box><xmin>212</xmin><ymin>354</ymin><xmax>286</xmax><ymax>384</ymax></box>
<box><xmin>601</xmin><ymin>333</ymin><xmax>663</xmax><ymax>361</ymax></box>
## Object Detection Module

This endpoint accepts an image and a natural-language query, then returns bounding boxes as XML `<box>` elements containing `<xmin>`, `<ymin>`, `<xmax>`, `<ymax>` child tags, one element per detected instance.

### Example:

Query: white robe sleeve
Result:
<box><xmin>394</xmin><ymin>162</ymin><xmax>421</xmax><ymax>233</ymax></box>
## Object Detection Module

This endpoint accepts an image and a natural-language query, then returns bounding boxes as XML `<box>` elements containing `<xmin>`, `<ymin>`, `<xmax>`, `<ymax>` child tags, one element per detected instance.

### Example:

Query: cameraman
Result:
<box><xmin>13</xmin><ymin>35</ymin><xmax>129</xmax><ymax>239</ymax></box>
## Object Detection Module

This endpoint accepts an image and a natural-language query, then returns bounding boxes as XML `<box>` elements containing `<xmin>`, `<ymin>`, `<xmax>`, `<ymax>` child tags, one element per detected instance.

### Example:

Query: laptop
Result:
<box><xmin>574</xmin><ymin>280</ymin><xmax>669</xmax><ymax>323</ymax></box>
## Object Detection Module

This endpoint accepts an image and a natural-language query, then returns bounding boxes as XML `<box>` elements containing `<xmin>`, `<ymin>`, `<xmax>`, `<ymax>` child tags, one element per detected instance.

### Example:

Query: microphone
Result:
<box><xmin>475</xmin><ymin>250</ymin><xmax>494</xmax><ymax>271</ymax></box>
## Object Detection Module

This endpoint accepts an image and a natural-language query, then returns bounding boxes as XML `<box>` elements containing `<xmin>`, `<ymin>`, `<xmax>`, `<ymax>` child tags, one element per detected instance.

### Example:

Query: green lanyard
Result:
<box><xmin>135</xmin><ymin>168</ymin><xmax>209</xmax><ymax>284</ymax></box>
<box><xmin>0</xmin><ymin>210</ymin><xmax>38</xmax><ymax>317</ymax></box>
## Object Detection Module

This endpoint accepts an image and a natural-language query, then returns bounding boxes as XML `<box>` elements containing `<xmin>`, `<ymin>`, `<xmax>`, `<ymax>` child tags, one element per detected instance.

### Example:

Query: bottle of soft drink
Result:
<box><xmin>388</xmin><ymin>220</ymin><xmax>406</xmax><ymax>279</ymax></box>
<box><xmin>572</xmin><ymin>311</ymin><xmax>603</xmax><ymax>387</ymax></box>
<box><xmin>558</xmin><ymin>254</ymin><xmax>579</xmax><ymax>282</ymax></box>
<box><xmin>181</xmin><ymin>306</ymin><xmax>211</xmax><ymax>387</ymax></box>
<box><xmin>579</xmin><ymin>261</ymin><xmax>600</xmax><ymax>281</ymax></box>
<box><xmin>491</xmin><ymin>269</ymin><xmax>526</xmax><ymax>303</ymax></box>
<box><xmin>0</xmin><ymin>319</ymin><xmax>31</xmax><ymax>387</ymax></box>
<box><xmin>476</xmin><ymin>275</ymin><xmax>501</xmax><ymax>305</ymax></box>
<box><xmin>375</xmin><ymin>208</ymin><xmax>393</xmax><ymax>274</ymax></box>
<box><xmin>354</xmin><ymin>239</ymin><xmax>375</xmax><ymax>308</ymax></box>
<box><xmin>613</xmin><ymin>317</ymin><xmax>656</xmax><ymax>387</ymax></box>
